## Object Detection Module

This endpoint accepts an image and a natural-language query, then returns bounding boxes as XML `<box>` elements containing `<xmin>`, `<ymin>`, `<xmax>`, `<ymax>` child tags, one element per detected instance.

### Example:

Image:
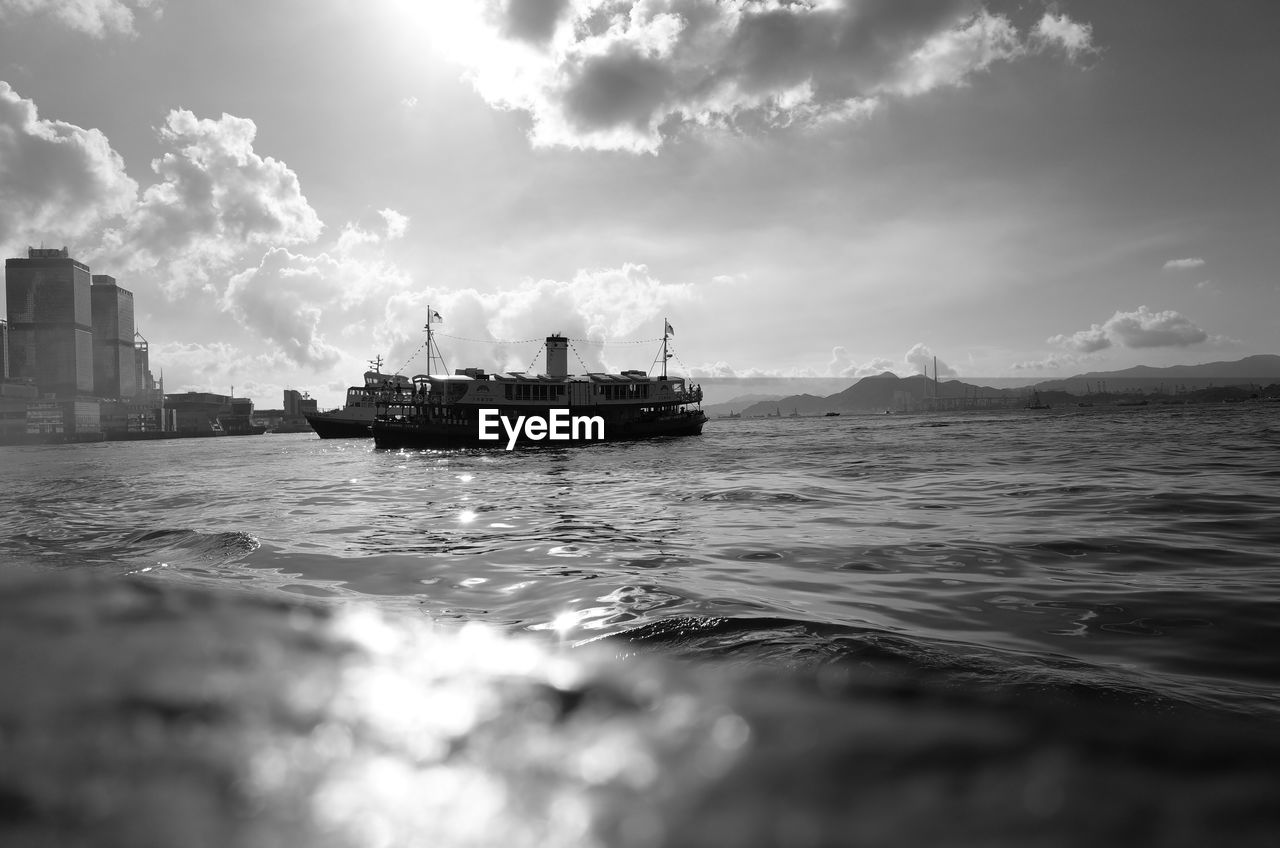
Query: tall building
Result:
<box><xmin>91</xmin><ymin>275</ymin><xmax>137</xmax><ymax>399</ymax></box>
<box><xmin>0</xmin><ymin>318</ymin><xmax>8</xmax><ymax>379</ymax></box>
<box><xmin>134</xmin><ymin>330</ymin><xmax>158</xmax><ymax>400</ymax></box>
<box><xmin>5</xmin><ymin>247</ymin><xmax>94</xmax><ymax>397</ymax></box>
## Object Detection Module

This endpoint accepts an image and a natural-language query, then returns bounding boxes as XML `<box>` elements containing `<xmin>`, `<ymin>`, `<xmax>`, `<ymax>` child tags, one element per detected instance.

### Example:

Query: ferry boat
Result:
<box><xmin>372</xmin><ymin>319</ymin><xmax>706</xmax><ymax>449</ymax></box>
<box><xmin>305</xmin><ymin>357</ymin><xmax>412</xmax><ymax>438</ymax></box>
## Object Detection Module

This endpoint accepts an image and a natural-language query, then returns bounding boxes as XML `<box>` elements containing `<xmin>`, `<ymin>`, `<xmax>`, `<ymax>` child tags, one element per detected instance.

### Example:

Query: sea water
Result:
<box><xmin>3</xmin><ymin>403</ymin><xmax>1280</xmax><ymax>843</ymax></box>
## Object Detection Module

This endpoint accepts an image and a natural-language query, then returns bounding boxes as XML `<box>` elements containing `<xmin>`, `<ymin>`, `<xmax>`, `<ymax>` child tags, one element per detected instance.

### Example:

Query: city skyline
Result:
<box><xmin>1</xmin><ymin>1</ymin><xmax>1277</xmax><ymax>409</ymax></box>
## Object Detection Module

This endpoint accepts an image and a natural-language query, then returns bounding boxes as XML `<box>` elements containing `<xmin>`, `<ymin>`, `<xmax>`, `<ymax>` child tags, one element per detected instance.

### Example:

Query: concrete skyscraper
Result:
<box><xmin>0</xmin><ymin>318</ymin><xmax>8</xmax><ymax>379</ymax></box>
<box><xmin>4</xmin><ymin>247</ymin><xmax>94</xmax><ymax>397</ymax></box>
<box><xmin>90</xmin><ymin>275</ymin><xmax>137</xmax><ymax>399</ymax></box>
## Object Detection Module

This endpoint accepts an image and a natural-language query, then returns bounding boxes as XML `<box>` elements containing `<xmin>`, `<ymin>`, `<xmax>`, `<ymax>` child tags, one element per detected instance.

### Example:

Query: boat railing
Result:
<box><xmin>674</xmin><ymin>384</ymin><xmax>703</xmax><ymax>403</ymax></box>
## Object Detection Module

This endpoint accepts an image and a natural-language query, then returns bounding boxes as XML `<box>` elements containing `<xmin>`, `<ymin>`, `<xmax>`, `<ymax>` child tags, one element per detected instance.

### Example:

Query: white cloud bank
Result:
<box><xmin>440</xmin><ymin>1</ymin><xmax>1095</xmax><ymax>152</ymax></box>
<box><xmin>379</xmin><ymin>263</ymin><xmax>696</xmax><ymax>376</ymax></box>
<box><xmin>1163</xmin><ymin>257</ymin><xmax>1205</xmax><ymax>270</ymax></box>
<box><xmin>0</xmin><ymin>81</ymin><xmax>138</xmax><ymax>257</ymax></box>
<box><xmin>1050</xmin><ymin>305</ymin><xmax>1209</xmax><ymax>353</ymax></box>
<box><xmin>222</xmin><ymin>215</ymin><xmax>412</xmax><ymax>369</ymax></box>
<box><xmin>695</xmin><ymin>342</ymin><xmax>957</xmax><ymax>380</ymax></box>
<box><xmin>1</xmin><ymin>82</ymin><xmax>324</xmax><ymax>290</ymax></box>
<box><xmin>0</xmin><ymin>0</ymin><xmax>161</xmax><ymax>37</ymax></box>
<box><xmin>99</xmin><ymin>110</ymin><xmax>324</xmax><ymax>290</ymax></box>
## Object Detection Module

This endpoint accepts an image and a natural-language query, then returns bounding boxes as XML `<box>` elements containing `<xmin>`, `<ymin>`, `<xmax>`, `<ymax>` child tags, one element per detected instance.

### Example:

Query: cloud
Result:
<box><xmin>222</xmin><ymin>214</ymin><xmax>414</xmax><ymax>369</ymax></box>
<box><xmin>1163</xmin><ymin>257</ymin><xmax>1205</xmax><ymax>270</ymax></box>
<box><xmin>825</xmin><ymin>346</ymin><xmax>897</xmax><ymax>378</ymax></box>
<box><xmin>378</xmin><ymin>208</ymin><xmax>409</xmax><ymax>240</ymax></box>
<box><xmin>151</xmin><ymin>341</ymin><xmax>311</xmax><ymax>408</ymax></box>
<box><xmin>99</xmin><ymin>110</ymin><xmax>323</xmax><ymax>290</ymax></box>
<box><xmin>0</xmin><ymin>81</ymin><xmax>139</xmax><ymax>258</ymax></box>
<box><xmin>1010</xmin><ymin>352</ymin><xmax>1080</xmax><ymax>371</ymax></box>
<box><xmin>379</xmin><ymin>263</ymin><xmax>696</xmax><ymax>375</ymax></box>
<box><xmin>1048</xmin><ymin>323</ymin><xmax>1111</xmax><ymax>353</ymax></box>
<box><xmin>224</xmin><ymin>250</ymin><xmax>349</xmax><ymax>369</ymax></box>
<box><xmin>821</xmin><ymin>344</ymin><xmax>956</xmax><ymax>379</ymax></box>
<box><xmin>0</xmin><ymin>0</ymin><xmax>161</xmax><ymax>37</ymax></box>
<box><xmin>1031</xmin><ymin>12</ymin><xmax>1095</xmax><ymax>60</ymax></box>
<box><xmin>1051</xmin><ymin>305</ymin><xmax>1208</xmax><ymax>352</ymax></box>
<box><xmin>500</xmin><ymin>0</ymin><xmax>570</xmax><ymax>45</ymax></box>
<box><xmin>1104</xmin><ymin>305</ymin><xmax>1208</xmax><ymax>348</ymax></box>
<box><xmin>690</xmin><ymin>360</ymin><xmax>742</xmax><ymax>379</ymax></box>
<box><xmin>905</xmin><ymin>343</ymin><xmax>958</xmax><ymax>378</ymax></box>
<box><xmin>443</xmin><ymin>0</ymin><xmax>1095</xmax><ymax>152</ymax></box>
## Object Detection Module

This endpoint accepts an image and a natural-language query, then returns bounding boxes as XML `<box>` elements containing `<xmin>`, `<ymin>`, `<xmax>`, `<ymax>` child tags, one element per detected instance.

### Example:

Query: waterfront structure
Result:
<box><xmin>283</xmin><ymin>389</ymin><xmax>317</xmax><ymax>418</ymax></box>
<box><xmin>0</xmin><ymin>247</ymin><xmax>176</xmax><ymax>443</ymax></box>
<box><xmin>164</xmin><ymin>392</ymin><xmax>231</xmax><ymax>435</ymax></box>
<box><xmin>90</xmin><ymin>275</ymin><xmax>136</xmax><ymax>399</ymax></box>
<box><xmin>132</xmin><ymin>330</ymin><xmax>163</xmax><ymax>405</ymax></box>
<box><xmin>220</xmin><ymin>396</ymin><xmax>266</xmax><ymax>435</ymax></box>
<box><xmin>0</xmin><ymin>380</ymin><xmax>37</xmax><ymax>442</ymax></box>
<box><xmin>4</xmin><ymin>247</ymin><xmax>94</xmax><ymax>397</ymax></box>
<box><xmin>159</xmin><ymin>391</ymin><xmax>261</xmax><ymax>436</ymax></box>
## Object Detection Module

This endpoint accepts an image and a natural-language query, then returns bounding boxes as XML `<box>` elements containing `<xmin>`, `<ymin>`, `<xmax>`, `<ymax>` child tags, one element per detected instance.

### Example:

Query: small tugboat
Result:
<box><xmin>1025</xmin><ymin>390</ymin><xmax>1052</xmax><ymax>410</ymax></box>
<box><xmin>306</xmin><ymin>356</ymin><xmax>412</xmax><ymax>438</ymax></box>
<box><xmin>372</xmin><ymin>316</ymin><xmax>706</xmax><ymax>449</ymax></box>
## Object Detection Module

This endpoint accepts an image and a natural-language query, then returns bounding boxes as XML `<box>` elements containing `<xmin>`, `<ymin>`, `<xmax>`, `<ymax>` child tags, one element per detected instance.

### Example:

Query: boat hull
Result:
<box><xmin>372</xmin><ymin>409</ymin><xmax>707</xmax><ymax>450</ymax></box>
<box><xmin>305</xmin><ymin>410</ymin><xmax>374</xmax><ymax>438</ymax></box>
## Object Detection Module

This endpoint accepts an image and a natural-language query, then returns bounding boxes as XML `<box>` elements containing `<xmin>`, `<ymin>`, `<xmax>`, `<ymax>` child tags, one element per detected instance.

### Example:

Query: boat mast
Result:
<box><xmin>424</xmin><ymin>307</ymin><xmax>448</xmax><ymax>375</ymax></box>
<box><xmin>662</xmin><ymin>318</ymin><xmax>671</xmax><ymax>379</ymax></box>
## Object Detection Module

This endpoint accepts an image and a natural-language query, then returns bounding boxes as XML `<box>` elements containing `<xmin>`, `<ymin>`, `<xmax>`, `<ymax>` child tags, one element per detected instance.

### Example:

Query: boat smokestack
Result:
<box><xmin>546</xmin><ymin>335</ymin><xmax>569</xmax><ymax>377</ymax></box>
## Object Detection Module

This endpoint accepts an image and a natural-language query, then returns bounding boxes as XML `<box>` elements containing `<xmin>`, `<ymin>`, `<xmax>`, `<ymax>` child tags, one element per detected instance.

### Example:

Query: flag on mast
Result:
<box><xmin>432</xmin><ymin>310</ymin><xmax>442</xmax><ymax>321</ymax></box>
<box><xmin>664</xmin><ymin>320</ymin><xmax>674</xmax><ymax>337</ymax></box>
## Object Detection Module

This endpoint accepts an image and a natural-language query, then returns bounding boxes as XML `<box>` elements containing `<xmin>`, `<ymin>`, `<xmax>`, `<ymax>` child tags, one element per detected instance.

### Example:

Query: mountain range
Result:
<box><xmin>702</xmin><ymin>355</ymin><xmax>1280</xmax><ymax>417</ymax></box>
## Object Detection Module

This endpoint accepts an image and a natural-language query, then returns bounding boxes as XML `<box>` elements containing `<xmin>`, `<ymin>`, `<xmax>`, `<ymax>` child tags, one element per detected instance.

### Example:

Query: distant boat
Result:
<box><xmin>1025</xmin><ymin>391</ymin><xmax>1051</xmax><ymax>410</ymax></box>
<box><xmin>717</xmin><ymin>410</ymin><xmax>741</xmax><ymax>419</ymax></box>
<box><xmin>824</xmin><ymin>412</ymin><xmax>840</xmax><ymax>417</ymax></box>
<box><xmin>788</xmin><ymin>408</ymin><xmax>801</xmax><ymax>418</ymax></box>
<box><xmin>306</xmin><ymin>356</ymin><xmax>411</xmax><ymax>438</ymax></box>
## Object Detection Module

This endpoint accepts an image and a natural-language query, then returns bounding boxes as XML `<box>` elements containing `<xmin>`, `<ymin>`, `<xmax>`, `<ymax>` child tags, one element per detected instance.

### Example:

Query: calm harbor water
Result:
<box><xmin>5</xmin><ymin>403</ymin><xmax>1280</xmax><ymax>719</ymax></box>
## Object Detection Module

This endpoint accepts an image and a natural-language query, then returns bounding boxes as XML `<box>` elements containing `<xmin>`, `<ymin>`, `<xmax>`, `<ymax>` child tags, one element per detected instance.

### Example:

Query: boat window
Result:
<box><xmin>504</xmin><ymin>384</ymin><xmax>513</xmax><ymax>400</ymax></box>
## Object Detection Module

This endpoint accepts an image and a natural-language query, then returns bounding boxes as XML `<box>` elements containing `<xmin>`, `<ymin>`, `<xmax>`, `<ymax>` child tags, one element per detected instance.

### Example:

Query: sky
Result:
<box><xmin>1</xmin><ymin>0</ymin><xmax>1277</xmax><ymax>409</ymax></box>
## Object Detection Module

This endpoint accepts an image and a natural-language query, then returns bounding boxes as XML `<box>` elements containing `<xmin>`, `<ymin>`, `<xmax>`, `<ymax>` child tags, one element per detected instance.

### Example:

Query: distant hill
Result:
<box><xmin>709</xmin><ymin>356</ymin><xmax>1280</xmax><ymax>417</ymax></box>
<box><xmin>739</xmin><ymin>373</ymin><xmax>1020</xmax><ymax>416</ymax></box>
<box><xmin>1037</xmin><ymin>355</ymin><xmax>1280</xmax><ymax>393</ymax></box>
<box><xmin>702</xmin><ymin>394</ymin><xmax>783</xmax><ymax>418</ymax></box>
<box><xmin>739</xmin><ymin>393</ymin><xmax>833</xmax><ymax>417</ymax></box>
